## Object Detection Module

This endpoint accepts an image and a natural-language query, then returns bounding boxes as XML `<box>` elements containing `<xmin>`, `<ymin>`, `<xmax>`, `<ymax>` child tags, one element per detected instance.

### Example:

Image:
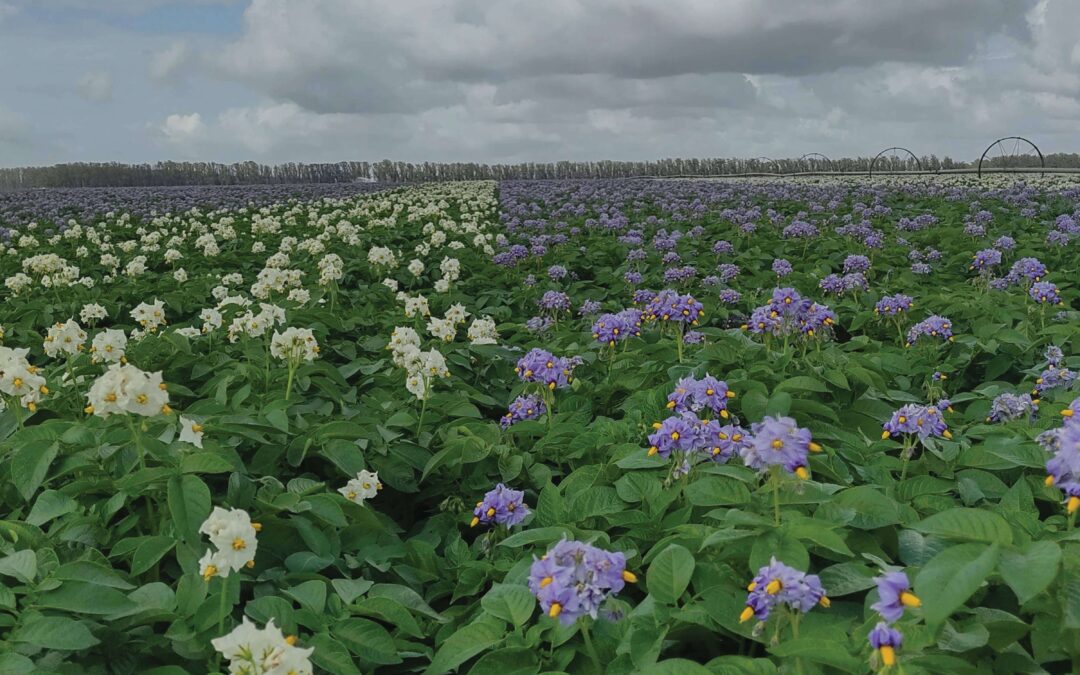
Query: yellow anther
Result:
<box><xmin>622</xmin><ymin>570</ymin><xmax>637</xmax><ymax>583</ymax></box>
<box><xmin>880</xmin><ymin>646</ymin><xmax>896</xmax><ymax>666</ymax></box>
<box><xmin>739</xmin><ymin>606</ymin><xmax>755</xmax><ymax>623</ymax></box>
<box><xmin>900</xmin><ymin>591</ymin><xmax>921</xmax><ymax>608</ymax></box>
<box><xmin>549</xmin><ymin>603</ymin><xmax>562</xmax><ymax>618</ymax></box>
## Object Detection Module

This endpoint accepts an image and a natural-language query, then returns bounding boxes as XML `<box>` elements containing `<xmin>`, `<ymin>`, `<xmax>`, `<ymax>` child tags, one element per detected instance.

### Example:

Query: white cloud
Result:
<box><xmin>150</xmin><ymin>41</ymin><xmax>189</xmax><ymax>82</ymax></box>
<box><xmin>160</xmin><ymin>112</ymin><xmax>205</xmax><ymax>143</ymax></box>
<box><xmin>77</xmin><ymin>70</ymin><xmax>113</xmax><ymax>103</ymax></box>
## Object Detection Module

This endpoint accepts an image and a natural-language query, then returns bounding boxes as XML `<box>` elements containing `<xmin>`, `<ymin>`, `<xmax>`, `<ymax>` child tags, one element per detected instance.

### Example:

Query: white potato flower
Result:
<box><xmin>131</xmin><ymin>299</ymin><xmax>167</xmax><ymax>332</ymax></box>
<box><xmin>90</xmin><ymin>329</ymin><xmax>127</xmax><ymax>364</ymax></box>
<box><xmin>270</xmin><ymin>328</ymin><xmax>319</xmax><ymax>363</ymax></box>
<box><xmin>199</xmin><ymin>507</ymin><xmax>260</xmax><ymax>579</ymax></box>
<box><xmin>43</xmin><ymin>319</ymin><xmax>87</xmax><ymax>359</ymax></box>
<box><xmin>338</xmin><ymin>469</ymin><xmax>382</xmax><ymax>506</ymax></box>
<box><xmin>79</xmin><ymin>303</ymin><xmax>108</xmax><ymax>324</ymax></box>
<box><xmin>179</xmin><ymin>415</ymin><xmax>204</xmax><ymax>448</ymax></box>
<box><xmin>467</xmin><ymin>317</ymin><xmax>499</xmax><ymax>345</ymax></box>
<box><xmin>211</xmin><ymin>618</ymin><xmax>313</xmax><ymax>675</ymax></box>
<box><xmin>85</xmin><ymin>363</ymin><xmax>170</xmax><ymax>418</ymax></box>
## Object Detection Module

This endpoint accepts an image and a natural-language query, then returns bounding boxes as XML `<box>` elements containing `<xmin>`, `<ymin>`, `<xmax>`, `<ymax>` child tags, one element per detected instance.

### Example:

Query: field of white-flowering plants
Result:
<box><xmin>2</xmin><ymin>175</ymin><xmax>1080</xmax><ymax>674</ymax></box>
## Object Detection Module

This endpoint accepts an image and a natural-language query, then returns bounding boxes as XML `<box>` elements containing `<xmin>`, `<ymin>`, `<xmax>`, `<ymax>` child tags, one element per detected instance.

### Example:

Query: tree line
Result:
<box><xmin>1</xmin><ymin>153</ymin><xmax>1076</xmax><ymax>189</ymax></box>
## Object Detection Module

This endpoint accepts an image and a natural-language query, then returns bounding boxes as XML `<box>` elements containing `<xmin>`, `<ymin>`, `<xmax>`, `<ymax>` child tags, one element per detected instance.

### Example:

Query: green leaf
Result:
<box><xmin>167</xmin><ymin>474</ymin><xmax>210</xmax><ymax>544</ymax></box>
<box><xmin>999</xmin><ymin>541</ymin><xmax>1061</xmax><ymax>604</ymax></box>
<box><xmin>775</xmin><ymin>376</ymin><xmax>828</xmax><ymax>393</ymax></box>
<box><xmin>0</xmin><ymin>550</ymin><xmax>36</xmax><ymax>583</ymax></box>
<box><xmin>331</xmin><ymin>578</ymin><xmax>373</xmax><ymax>604</ymax></box>
<box><xmin>916</xmin><ymin>543</ymin><xmax>1000</xmax><ymax>626</ymax></box>
<box><xmin>26</xmin><ymin>489</ymin><xmax>78</xmax><ymax>526</ymax></box>
<box><xmin>131</xmin><ymin>537</ymin><xmax>175</xmax><ymax>575</ymax></box>
<box><xmin>424</xmin><ymin>618</ymin><xmax>505</xmax><ymax>675</ymax></box>
<box><xmin>647</xmin><ymin>543</ymin><xmax>695</xmax><ymax>604</ymax></box>
<box><xmin>180</xmin><ymin>452</ymin><xmax>236</xmax><ymax>474</ymax></box>
<box><xmin>332</xmin><ymin>618</ymin><xmax>401</xmax><ymax>665</ymax></box>
<box><xmin>684</xmin><ymin>475</ymin><xmax>751</xmax><ymax>506</ymax></box>
<box><xmin>912</xmin><ymin>508</ymin><xmax>1013</xmax><ymax>545</ymax></box>
<box><xmin>498</xmin><ymin>526</ymin><xmax>573</xmax><ymax>549</ymax></box>
<box><xmin>768</xmin><ymin>638</ymin><xmax>860</xmax><ymax>671</ymax></box>
<box><xmin>36</xmin><ymin>581</ymin><xmax>137</xmax><ymax>615</ymax></box>
<box><xmin>467</xmin><ymin>648</ymin><xmax>540</xmax><ymax>675</ymax></box>
<box><xmin>11</xmin><ymin>440</ymin><xmax>58</xmax><ymax>501</ymax></box>
<box><xmin>309</xmin><ymin>633</ymin><xmax>362</xmax><ymax>675</ymax></box>
<box><xmin>481</xmin><ymin>584</ymin><xmax>536</xmax><ymax>627</ymax></box>
<box><xmin>13</xmin><ymin>616</ymin><xmax>99</xmax><ymax>650</ymax></box>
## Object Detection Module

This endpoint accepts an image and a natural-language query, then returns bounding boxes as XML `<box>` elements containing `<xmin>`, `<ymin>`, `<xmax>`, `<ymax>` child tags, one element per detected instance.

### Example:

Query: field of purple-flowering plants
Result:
<box><xmin>1</xmin><ymin>176</ymin><xmax>1080</xmax><ymax>673</ymax></box>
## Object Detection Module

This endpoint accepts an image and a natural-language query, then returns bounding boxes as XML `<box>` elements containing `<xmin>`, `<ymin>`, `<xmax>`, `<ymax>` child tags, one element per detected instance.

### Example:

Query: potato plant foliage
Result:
<box><xmin>0</xmin><ymin>176</ymin><xmax>1078</xmax><ymax>674</ymax></box>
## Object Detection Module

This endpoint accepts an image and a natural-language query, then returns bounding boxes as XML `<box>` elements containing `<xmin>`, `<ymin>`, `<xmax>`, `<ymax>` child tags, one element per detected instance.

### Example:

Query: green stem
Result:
<box><xmin>213</xmin><ymin>575</ymin><xmax>231</xmax><ymax>671</ymax></box>
<box><xmin>416</xmin><ymin>395</ymin><xmax>429</xmax><ymax>437</ymax></box>
<box><xmin>771</xmin><ymin>467</ymin><xmax>781</xmax><ymax>527</ymax></box>
<box><xmin>285</xmin><ymin>362</ymin><xmax>296</xmax><ymax>401</ymax></box>
<box><xmin>580</xmin><ymin>622</ymin><xmax>601</xmax><ymax>672</ymax></box>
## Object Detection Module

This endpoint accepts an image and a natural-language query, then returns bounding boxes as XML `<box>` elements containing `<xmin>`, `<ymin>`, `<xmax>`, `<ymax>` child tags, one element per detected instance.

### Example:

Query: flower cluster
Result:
<box><xmin>198</xmin><ymin>507</ymin><xmax>260</xmax><ymax>581</ymax></box>
<box><xmin>591</xmin><ymin>309</ymin><xmax>643</xmax><ymax>346</ymax></box>
<box><xmin>987</xmin><ymin>393</ymin><xmax>1038</xmax><ymax>423</ymax></box>
<box><xmin>528</xmin><ymin>539</ymin><xmax>636</xmax><ymax>625</ymax></box>
<box><xmin>338</xmin><ymin>469</ymin><xmax>381</xmax><ymax>506</ymax></box>
<box><xmin>1042</xmin><ymin>400</ymin><xmax>1080</xmax><ymax>513</ymax></box>
<box><xmin>387</xmin><ymin>326</ymin><xmax>451</xmax><ymax>400</ymax></box>
<box><xmin>874</xmin><ymin>294</ymin><xmax>914</xmax><ymax>316</ymax></box>
<box><xmin>211</xmin><ymin>617</ymin><xmax>313</xmax><ymax>675</ymax></box>
<box><xmin>269</xmin><ymin>327</ymin><xmax>319</xmax><ymax>363</ymax></box>
<box><xmin>867</xmin><ymin>571</ymin><xmax>921</xmax><ymax>668</ymax></box>
<box><xmin>85</xmin><ymin>363</ymin><xmax>170</xmax><ymax>418</ymax></box>
<box><xmin>0</xmin><ymin>346</ymin><xmax>47</xmax><ymax>411</ymax></box>
<box><xmin>905</xmin><ymin>315</ymin><xmax>954</xmax><ymax>346</ymax></box>
<box><xmin>744</xmin><ymin>288</ymin><xmax>836</xmax><ymax>339</ymax></box>
<box><xmin>739</xmin><ymin>558</ymin><xmax>829</xmax><ymax>624</ymax></box>
<box><xmin>470</xmin><ymin>483</ymin><xmax>529</xmax><ymax>528</ymax></box>
<box><xmin>43</xmin><ymin>319</ymin><xmax>86</xmax><ymax>359</ymax></box>
<box><xmin>644</xmin><ymin>289</ymin><xmax>704</xmax><ymax>325</ymax></box>
<box><xmin>515</xmin><ymin>348</ymin><xmax>575</xmax><ymax>390</ymax></box>
<box><xmin>741</xmin><ymin>415</ymin><xmax>822</xmax><ymax>478</ymax></box>
<box><xmin>882</xmin><ymin>404</ymin><xmax>952</xmax><ymax>440</ymax></box>
<box><xmin>1029</xmin><ymin>281</ymin><xmax>1062</xmax><ymax>304</ymax></box>
<box><xmin>665</xmin><ymin>374</ymin><xmax>735</xmax><ymax>418</ymax></box>
<box><xmin>501</xmin><ymin>394</ymin><xmax>547</xmax><ymax>429</ymax></box>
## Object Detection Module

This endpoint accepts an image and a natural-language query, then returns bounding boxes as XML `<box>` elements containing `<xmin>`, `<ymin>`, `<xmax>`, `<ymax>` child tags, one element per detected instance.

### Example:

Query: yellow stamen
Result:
<box><xmin>881</xmin><ymin>430</ymin><xmax>891</xmax><ymax>439</ymax></box>
<box><xmin>285</xmin><ymin>635</ymin><xmax>297</xmax><ymax>646</ymax></box>
<box><xmin>720</xmin><ymin>409</ymin><xmax>729</xmax><ymax>419</ymax></box>
<box><xmin>880</xmin><ymin>645</ymin><xmax>896</xmax><ymax>666</ymax></box>
<box><xmin>900</xmin><ymin>591</ymin><xmax>921</xmax><ymax>608</ymax></box>
<box><xmin>765</xmin><ymin>579</ymin><xmax>781</xmax><ymax>595</ymax></box>
<box><xmin>469</xmin><ymin>516</ymin><xmax>479</xmax><ymax>527</ymax></box>
<box><xmin>540</xmin><ymin>576</ymin><xmax>553</xmax><ymax>588</ymax></box>
<box><xmin>771</xmin><ymin>439</ymin><xmax>783</xmax><ymax>449</ymax></box>
<box><xmin>747</xmin><ymin>581</ymin><xmax>757</xmax><ymax>592</ymax></box>
<box><xmin>726</xmin><ymin>390</ymin><xmax>736</xmax><ymax>399</ymax></box>
<box><xmin>251</xmin><ymin>522</ymin><xmax>261</xmax><ymax>532</ymax></box>
<box><xmin>1046</xmin><ymin>475</ymin><xmax>1056</xmax><ymax>486</ymax></box>
<box><xmin>808</xmin><ymin>442</ymin><xmax>822</xmax><ymax>453</ymax></box>
<box><xmin>622</xmin><ymin>570</ymin><xmax>637</xmax><ymax>583</ymax></box>
<box><xmin>1069</xmin><ymin>496</ymin><xmax>1080</xmax><ymax>515</ymax></box>
<box><xmin>486</xmin><ymin>507</ymin><xmax>496</xmax><ymax>517</ymax></box>
<box><xmin>192</xmin><ymin>424</ymin><xmax>204</xmax><ymax>433</ymax></box>
<box><xmin>739</xmin><ymin>606</ymin><xmax>755</xmax><ymax>623</ymax></box>
<box><xmin>549</xmin><ymin>603</ymin><xmax>562</xmax><ymax>618</ymax></box>
<box><xmin>203</xmin><ymin>565</ymin><xmax>217</xmax><ymax>580</ymax></box>
<box><xmin>1062</xmin><ymin>409</ymin><xmax>1075</xmax><ymax>418</ymax></box>
<box><xmin>795</xmin><ymin>466</ymin><xmax>809</xmax><ymax>480</ymax></box>
<box><xmin>818</xmin><ymin>596</ymin><xmax>830</xmax><ymax>608</ymax></box>
<box><xmin>84</xmin><ymin>405</ymin><xmax>94</xmax><ymax>414</ymax></box>
<box><xmin>942</xmin><ymin>429</ymin><xmax>953</xmax><ymax>439</ymax></box>
<box><xmin>647</xmin><ymin>446</ymin><xmax>658</xmax><ymax>456</ymax></box>
<box><xmin>232</xmin><ymin>537</ymin><xmax>246</xmax><ymax>551</ymax></box>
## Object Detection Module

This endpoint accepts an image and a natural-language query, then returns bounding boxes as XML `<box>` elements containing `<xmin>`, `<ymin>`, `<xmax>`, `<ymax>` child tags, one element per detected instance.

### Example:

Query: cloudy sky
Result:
<box><xmin>1</xmin><ymin>0</ymin><xmax>1078</xmax><ymax>167</ymax></box>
